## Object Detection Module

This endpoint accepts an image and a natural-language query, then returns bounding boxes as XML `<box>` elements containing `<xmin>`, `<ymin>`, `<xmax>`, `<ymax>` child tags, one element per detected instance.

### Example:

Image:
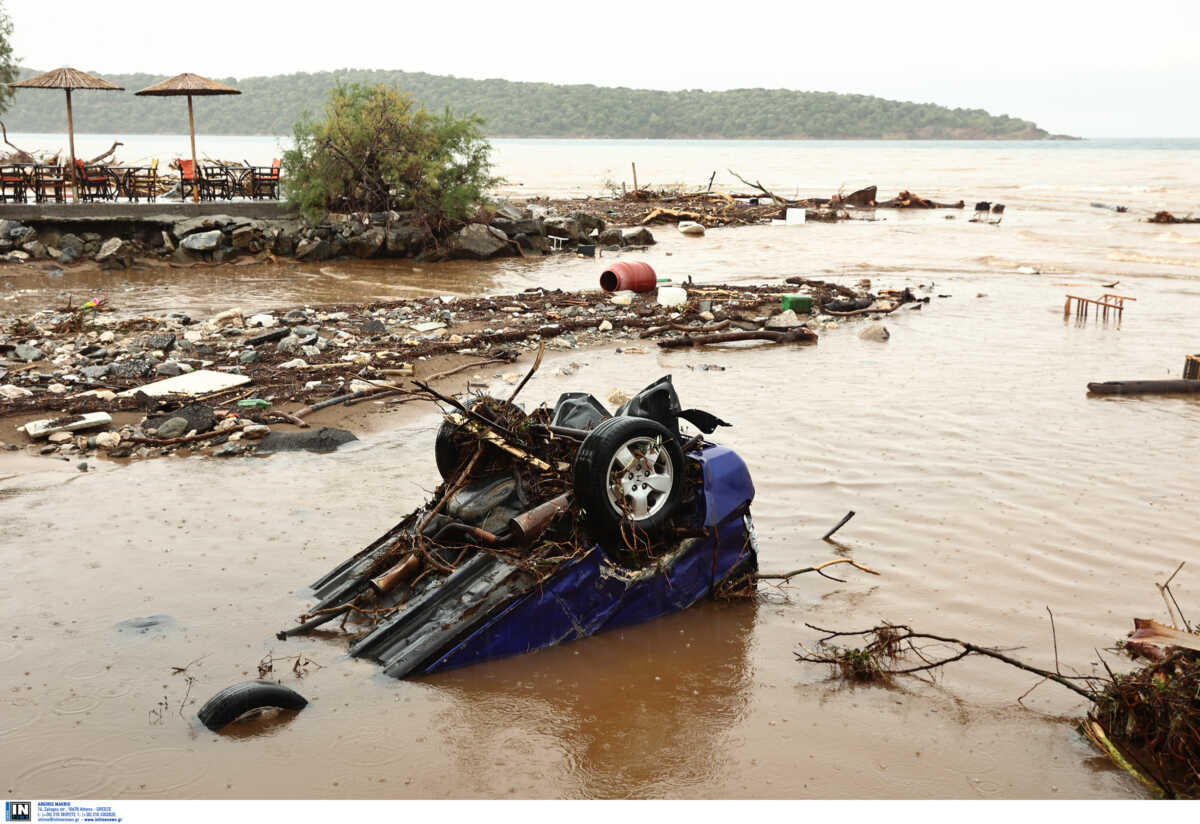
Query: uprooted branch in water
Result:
<box><xmin>794</xmin><ymin>562</ymin><xmax>1199</xmax><ymax>798</ymax></box>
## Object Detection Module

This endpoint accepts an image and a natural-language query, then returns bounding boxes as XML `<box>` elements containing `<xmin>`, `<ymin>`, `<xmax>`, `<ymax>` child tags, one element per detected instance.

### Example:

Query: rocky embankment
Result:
<box><xmin>0</xmin><ymin>201</ymin><xmax>655</xmax><ymax>269</ymax></box>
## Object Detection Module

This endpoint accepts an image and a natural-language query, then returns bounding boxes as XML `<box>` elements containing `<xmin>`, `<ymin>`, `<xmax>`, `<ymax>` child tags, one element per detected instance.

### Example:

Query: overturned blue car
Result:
<box><xmin>279</xmin><ymin>375</ymin><xmax>758</xmax><ymax>678</ymax></box>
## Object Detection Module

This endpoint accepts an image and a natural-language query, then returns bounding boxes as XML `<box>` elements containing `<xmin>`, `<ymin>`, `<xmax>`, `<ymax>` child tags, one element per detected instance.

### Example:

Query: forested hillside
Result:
<box><xmin>2</xmin><ymin>68</ymin><xmax>1052</xmax><ymax>139</ymax></box>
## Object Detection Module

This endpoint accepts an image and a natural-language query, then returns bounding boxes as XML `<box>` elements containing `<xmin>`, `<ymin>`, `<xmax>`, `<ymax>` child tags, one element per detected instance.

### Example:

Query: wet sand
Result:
<box><xmin>3</xmin><ymin>241</ymin><xmax>1197</xmax><ymax>796</ymax></box>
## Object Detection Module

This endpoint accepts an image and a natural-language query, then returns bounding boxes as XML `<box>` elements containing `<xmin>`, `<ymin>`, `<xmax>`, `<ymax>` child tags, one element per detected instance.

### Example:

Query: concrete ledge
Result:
<box><xmin>0</xmin><ymin>201</ymin><xmax>297</xmax><ymax>224</ymax></box>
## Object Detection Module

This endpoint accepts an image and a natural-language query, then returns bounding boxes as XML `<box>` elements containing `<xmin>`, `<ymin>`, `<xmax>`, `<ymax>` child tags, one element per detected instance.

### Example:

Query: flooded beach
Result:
<box><xmin>1</xmin><ymin>140</ymin><xmax>1198</xmax><ymax>799</ymax></box>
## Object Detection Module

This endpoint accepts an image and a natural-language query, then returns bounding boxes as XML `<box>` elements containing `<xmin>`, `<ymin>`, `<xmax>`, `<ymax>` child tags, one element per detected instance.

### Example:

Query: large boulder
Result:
<box><xmin>493</xmin><ymin>200</ymin><xmax>526</xmax><ymax>222</ymax></box>
<box><xmin>449</xmin><ymin>223</ymin><xmax>511</xmax><ymax>260</ymax></box>
<box><xmin>180</xmin><ymin>230</ymin><xmax>223</xmax><ymax>252</ymax></box>
<box><xmin>172</xmin><ymin>215</ymin><xmax>235</xmax><ymax>239</ymax></box>
<box><xmin>255</xmin><ymin>427</ymin><xmax>357</xmax><ymax>454</ymax></box>
<box><xmin>621</xmin><ymin>227</ymin><xmax>656</xmax><ymax>246</ymax></box>
<box><xmin>570</xmin><ymin>211</ymin><xmax>606</xmax><ymax>236</ymax></box>
<box><xmin>347</xmin><ymin>226</ymin><xmax>385</xmax><ymax>258</ymax></box>
<box><xmin>544</xmin><ymin>216</ymin><xmax>583</xmax><ymax>243</ymax></box>
<box><xmin>598</xmin><ymin>227</ymin><xmax>624</xmax><ymax>246</ymax></box>
<box><xmin>95</xmin><ymin>237</ymin><xmax>134</xmax><ymax>267</ymax></box>
<box><xmin>295</xmin><ymin>237</ymin><xmax>330</xmax><ymax>261</ymax></box>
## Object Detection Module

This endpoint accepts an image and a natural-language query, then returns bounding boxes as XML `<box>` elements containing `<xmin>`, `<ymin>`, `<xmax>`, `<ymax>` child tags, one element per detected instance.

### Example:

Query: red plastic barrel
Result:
<box><xmin>600</xmin><ymin>261</ymin><xmax>656</xmax><ymax>293</ymax></box>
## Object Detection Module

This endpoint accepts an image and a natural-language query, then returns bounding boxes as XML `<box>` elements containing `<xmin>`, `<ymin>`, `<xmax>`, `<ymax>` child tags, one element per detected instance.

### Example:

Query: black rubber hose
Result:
<box><xmin>197</xmin><ymin>680</ymin><xmax>308</xmax><ymax>731</ymax></box>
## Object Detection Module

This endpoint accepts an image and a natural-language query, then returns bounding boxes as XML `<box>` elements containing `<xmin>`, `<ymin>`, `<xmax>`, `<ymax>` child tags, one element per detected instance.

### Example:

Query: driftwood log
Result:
<box><xmin>657</xmin><ymin>328</ymin><xmax>817</xmax><ymax>348</ymax></box>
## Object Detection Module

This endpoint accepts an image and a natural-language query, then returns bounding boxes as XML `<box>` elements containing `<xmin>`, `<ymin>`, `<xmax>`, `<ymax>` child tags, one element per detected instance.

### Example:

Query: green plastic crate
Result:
<box><xmin>781</xmin><ymin>294</ymin><xmax>813</xmax><ymax>313</ymax></box>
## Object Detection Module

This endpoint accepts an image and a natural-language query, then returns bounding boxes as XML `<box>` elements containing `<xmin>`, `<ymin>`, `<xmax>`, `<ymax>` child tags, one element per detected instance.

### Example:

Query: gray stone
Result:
<box><xmin>347</xmin><ymin>226</ymin><xmax>385</xmax><ymax>258</ymax></box>
<box><xmin>172</xmin><ymin>215</ymin><xmax>235</xmax><ymax>239</ymax></box>
<box><xmin>230</xmin><ymin>225</ymin><xmax>257</xmax><ymax>250</ymax></box>
<box><xmin>154</xmin><ymin>417</ymin><xmax>189</xmax><ymax>439</ymax></box>
<box><xmin>858</xmin><ymin>324</ymin><xmax>890</xmax><ymax>342</ymax></box>
<box><xmin>0</xmin><ymin>219</ymin><xmax>23</xmax><ymax>239</ymax></box>
<box><xmin>292</xmin><ymin>325</ymin><xmax>318</xmax><ymax>338</ymax></box>
<box><xmin>13</xmin><ymin>343</ymin><xmax>43</xmax><ymax>362</ymax></box>
<box><xmin>621</xmin><ymin>227</ymin><xmax>656</xmax><ymax>246</ymax></box>
<box><xmin>57</xmin><ymin>247</ymin><xmax>79</xmax><ymax>265</ymax></box>
<box><xmin>295</xmin><ymin>237</ymin><xmax>330</xmax><ymax>261</ymax></box>
<box><xmin>21</xmin><ymin>240</ymin><xmax>46</xmax><ymax>259</ymax></box>
<box><xmin>765</xmin><ymin>309</ymin><xmax>802</xmax><ymax>330</ymax></box>
<box><xmin>145</xmin><ymin>333</ymin><xmax>176</xmax><ymax>352</ymax></box>
<box><xmin>239</xmin><ymin>349</ymin><xmax>260</xmax><ymax>364</ymax></box>
<box><xmin>9</xmin><ymin>225</ymin><xmax>35</xmax><ymax>243</ymax></box>
<box><xmin>493</xmin><ymin>200</ymin><xmax>525</xmax><ymax>222</ymax></box>
<box><xmin>597</xmin><ymin>227</ymin><xmax>624</xmax><ymax>246</ymax></box>
<box><xmin>79</xmin><ymin>364</ymin><xmax>110</xmax><ymax>381</ymax></box>
<box><xmin>58</xmin><ymin>233</ymin><xmax>84</xmax><ymax>253</ymax></box>
<box><xmin>94</xmin><ymin>237</ymin><xmax>125</xmax><ymax>262</ymax></box>
<box><xmin>449</xmin><ymin>223</ymin><xmax>511</xmax><ymax>260</ymax></box>
<box><xmin>545</xmin><ymin>217</ymin><xmax>583</xmax><ymax>242</ymax></box>
<box><xmin>180</xmin><ymin>230</ymin><xmax>222</xmax><ymax>252</ymax></box>
<box><xmin>360</xmin><ymin>318</ymin><xmax>386</xmax><ymax>334</ymax></box>
<box><xmin>154</xmin><ymin>361</ymin><xmax>184</xmax><ymax>377</ymax></box>
<box><xmin>108</xmin><ymin>359</ymin><xmax>155</xmax><ymax>380</ymax></box>
<box><xmin>247</xmin><ymin>327</ymin><xmax>288</xmax><ymax>346</ymax></box>
<box><xmin>570</xmin><ymin>211</ymin><xmax>606</xmax><ymax>236</ymax></box>
<box><xmin>283</xmin><ymin>309</ymin><xmax>308</xmax><ymax>324</ymax></box>
<box><xmin>255</xmin><ymin>426</ymin><xmax>358</xmax><ymax>454</ymax></box>
<box><xmin>385</xmin><ymin>225</ymin><xmax>427</xmax><ymax>256</ymax></box>
<box><xmin>212</xmin><ymin>442</ymin><xmax>247</xmax><ymax>457</ymax></box>
<box><xmin>276</xmin><ymin>334</ymin><xmax>301</xmax><ymax>353</ymax></box>
<box><xmin>145</xmin><ymin>403</ymin><xmax>215</xmax><ymax>435</ymax></box>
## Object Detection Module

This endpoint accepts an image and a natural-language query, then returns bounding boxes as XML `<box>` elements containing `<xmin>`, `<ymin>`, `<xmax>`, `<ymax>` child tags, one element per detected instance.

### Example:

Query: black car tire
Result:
<box><xmin>434</xmin><ymin>399</ymin><xmax>522</xmax><ymax>480</ymax></box>
<box><xmin>196</xmin><ymin>680</ymin><xmax>308</xmax><ymax>731</ymax></box>
<box><xmin>573</xmin><ymin>416</ymin><xmax>684</xmax><ymax>547</ymax></box>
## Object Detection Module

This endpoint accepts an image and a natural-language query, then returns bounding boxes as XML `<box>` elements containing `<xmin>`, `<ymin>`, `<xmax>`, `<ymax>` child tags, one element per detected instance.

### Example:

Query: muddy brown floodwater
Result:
<box><xmin>2</xmin><ymin>208</ymin><xmax>1199</xmax><ymax>799</ymax></box>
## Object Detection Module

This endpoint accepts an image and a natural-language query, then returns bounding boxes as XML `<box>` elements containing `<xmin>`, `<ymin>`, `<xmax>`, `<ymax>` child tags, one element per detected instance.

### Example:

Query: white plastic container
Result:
<box><xmin>656</xmin><ymin>286</ymin><xmax>688</xmax><ymax>307</ymax></box>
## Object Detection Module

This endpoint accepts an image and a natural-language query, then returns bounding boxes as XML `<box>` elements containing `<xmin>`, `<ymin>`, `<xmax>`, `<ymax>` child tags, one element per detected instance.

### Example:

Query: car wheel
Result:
<box><xmin>573</xmin><ymin>416</ymin><xmax>684</xmax><ymax>548</ymax></box>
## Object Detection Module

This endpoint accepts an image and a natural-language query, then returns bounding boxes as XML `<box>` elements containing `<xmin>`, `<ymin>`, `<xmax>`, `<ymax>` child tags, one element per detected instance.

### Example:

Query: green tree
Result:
<box><xmin>0</xmin><ymin>2</ymin><xmax>18</xmax><ymax>114</ymax></box>
<box><xmin>282</xmin><ymin>83</ymin><xmax>499</xmax><ymax>233</ymax></box>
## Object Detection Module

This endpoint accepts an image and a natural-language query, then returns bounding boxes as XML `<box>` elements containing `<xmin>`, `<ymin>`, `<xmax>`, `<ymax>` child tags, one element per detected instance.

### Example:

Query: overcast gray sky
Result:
<box><xmin>8</xmin><ymin>0</ymin><xmax>1198</xmax><ymax>137</ymax></box>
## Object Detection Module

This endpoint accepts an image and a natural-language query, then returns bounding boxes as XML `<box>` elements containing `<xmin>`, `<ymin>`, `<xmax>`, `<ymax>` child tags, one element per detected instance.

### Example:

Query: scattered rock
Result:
<box><xmin>241</xmin><ymin>424</ymin><xmax>271</xmax><ymax>439</ymax></box>
<box><xmin>212</xmin><ymin>442</ymin><xmax>247</xmax><ymax>457</ymax></box>
<box><xmin>255</xmin><ymin>427</ymin><xmax>358</xmax><ymax>454</ymax></box>
<box><xmin>347</xmin><ymin>226</ymin><xmax>385</xmax><ymax>258</ymax></box>
<box><xmin>858</xmin><ymin>324</ymin><xmax>890</xmax><ymax>342</ymax></box>
<box><xmin>279</xmin><ymin>358</ymin><xmax>308</xmax><ymax>369</ymax></box>
<box><xmin>154</xmin><ymin>417</ymin><xmax>190</xmax><ymax>439</ymax></box>
<box><xmin>13</xmin><ymin>343</ymin><xmax>43</xmax><ymax>362</ymax></box>
<box><xmin>765</xmin><ymin>310</ymin><xmax>802</xmax><ymax>330</ymax></box>
<box><xmin>247</xmin><ymin>313</ymin><xmax>277</xmax><ymax>328</ymax></box>
<box><xmin>145</xmin><ymin>333</ymin><xmax>176</xmax><ymax>352</ymax></box>
<box><xmin>146</xmin><ymin>403</ymin><xmax>216</xmax><ymax>435</ymax></box>
<box><xmin>449</xmin><ymin>223</ymin><xmax>511</xmax><ymax>260</ymax></box>
<box><xmin>621</xmin><ymin>227</ymin><xmax>655</xmax><ymax>246</ymax></box>
<box><xmin>180</xmin><ymin>230</ymin><xmax>222</xmax><ymax>252</ymax></box>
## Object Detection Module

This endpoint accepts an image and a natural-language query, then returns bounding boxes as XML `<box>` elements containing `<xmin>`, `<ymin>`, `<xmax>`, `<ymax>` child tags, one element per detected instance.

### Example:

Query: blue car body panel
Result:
<box><xmin>418</xmin><ymin>447</ymin><xmax>757</xmax><ymax>674</ymax></box>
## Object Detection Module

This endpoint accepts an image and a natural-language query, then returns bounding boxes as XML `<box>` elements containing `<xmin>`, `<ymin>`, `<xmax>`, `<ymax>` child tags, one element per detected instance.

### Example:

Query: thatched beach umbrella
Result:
<box><xmin>135</xmin><ymin>73</ymin><xmax>241</xmax><ymax>202</ymax></box>
<box><xmin>8</xmin><ymin>68</ymin><xmax>125</xmax><ymax>198</ymax></box>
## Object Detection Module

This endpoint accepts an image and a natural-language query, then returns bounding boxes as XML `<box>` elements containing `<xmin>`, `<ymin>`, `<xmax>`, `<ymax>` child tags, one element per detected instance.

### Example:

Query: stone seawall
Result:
<box><xmin>0</xmin><ymin>200</ymin><xmax>654</xmax><ymax>269</ymax></box>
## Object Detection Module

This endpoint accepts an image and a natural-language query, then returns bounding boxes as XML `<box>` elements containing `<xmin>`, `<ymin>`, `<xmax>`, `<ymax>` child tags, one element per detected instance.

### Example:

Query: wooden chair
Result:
<box><xmin>0</xmin><ymin>165</ymin><xmax>28</xmax><ymax>203</ymax></box>
<box><xmin>200</xmin><ymin>165</ymin><xmax>231</xmax><ymax>200</ymax></box>
<box><xmin>74</xmin><ymin>160</ymin><xmax>113</xmax><ymax>202</ymax></box>
<box><xmin>132</xmin><ymin>159</ymin><xmax>159</xmax><ymax>202</ymax></box>
<box><xmin>177</xmin><ymin>159</ymin><xmax>199</xmax><ymax>200</ymax></box>
<box><xmin>251</xmin><ymin>158</ymin><xmax>281</xmax><ymax>200</ymax></box>
<box><xmin>33</xmin><ymin>165</ymin><xmax>65</xmax><ymax>203</ymax></box>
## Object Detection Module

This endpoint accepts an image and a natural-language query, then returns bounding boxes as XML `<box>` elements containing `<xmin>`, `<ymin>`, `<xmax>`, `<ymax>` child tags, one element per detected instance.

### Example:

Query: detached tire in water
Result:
<box><xmin>196</xmin><ymin>680</ymin><xmax>308</xmax><ymax>732</ymax></box>
<box><xmin>573</xmin><ymin>416</ymin><xmax>684</xmax><ymax>548</ymax></box>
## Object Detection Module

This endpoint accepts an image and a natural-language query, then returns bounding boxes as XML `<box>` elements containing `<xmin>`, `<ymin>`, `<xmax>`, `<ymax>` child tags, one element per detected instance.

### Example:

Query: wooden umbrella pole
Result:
<box><xmin>187</xmin><ymin>95</ymin><xmax>199</xmax><ymax>203</ymax></box>
<box><xmin>65</xmin><ymin>88</ymin><xmax>78</xmax><ymax>201</ymax></box>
